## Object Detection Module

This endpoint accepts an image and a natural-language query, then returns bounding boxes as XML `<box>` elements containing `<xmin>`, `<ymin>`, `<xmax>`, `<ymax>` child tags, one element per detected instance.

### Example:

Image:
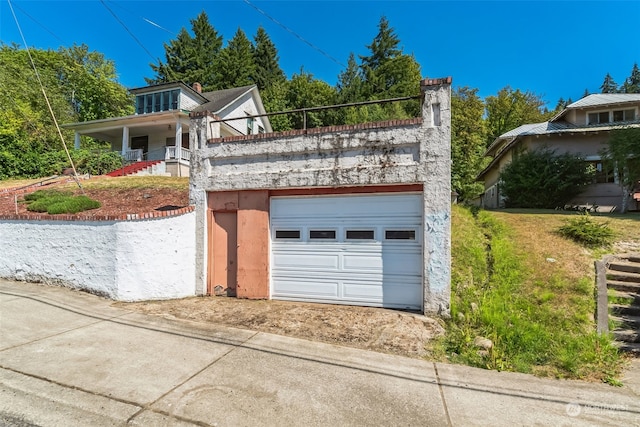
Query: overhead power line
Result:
<box><xmin>241</xmin><ymin>0</ymin><xmax>345</xmax><ymax>68</ymax></box>
<box><xmin>99</xmin><ymin>0</ymin><xmax>158</xmax><ymax>62</ymax></box>
<box><xmin>9</xmin><ymin>1</ymin><xmax>66</xmax><ymax>44</ymax></box>
<box><xmin>108</xmin><ymin>1</ymin><xmax>176</xmax><ymax>36</ymax></box>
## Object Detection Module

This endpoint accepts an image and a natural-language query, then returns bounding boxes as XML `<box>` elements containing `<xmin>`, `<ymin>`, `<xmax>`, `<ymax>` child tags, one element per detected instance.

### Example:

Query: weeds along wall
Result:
<box><xmin>0</xmin><ymin>212</ymin><xmax>196</xmax><ymax>300</ymax></box>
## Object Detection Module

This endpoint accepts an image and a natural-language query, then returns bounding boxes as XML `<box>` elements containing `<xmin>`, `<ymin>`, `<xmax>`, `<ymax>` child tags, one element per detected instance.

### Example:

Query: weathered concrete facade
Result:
<box><xmin>189</xmin><ymin>78</ymin><xmax>452</xmax><ymax>315</ymax></box>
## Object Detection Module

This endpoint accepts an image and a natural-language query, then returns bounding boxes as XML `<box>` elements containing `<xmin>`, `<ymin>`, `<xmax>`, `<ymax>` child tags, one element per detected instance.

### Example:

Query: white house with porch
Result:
<box><xmin>63</xmin><ymin>82</ymin><xmax>271</xmax><ymax>177</ymax></box>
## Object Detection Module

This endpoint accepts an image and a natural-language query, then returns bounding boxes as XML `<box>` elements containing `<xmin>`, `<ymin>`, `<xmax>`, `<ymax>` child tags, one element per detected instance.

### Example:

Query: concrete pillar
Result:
<box><xmin>74</xmin><ymin>132</ymin><xmax>81</xmax><ymax>149</ymax></box>
<box><xmin>420</xmin><ymin>77</ymin><xmax>452</xmax><ymax>317</ymax></box>
<box><xmin>189</xmin><ymin>112</ymin><xmax>217</xmax><ymax>295</ymax></box>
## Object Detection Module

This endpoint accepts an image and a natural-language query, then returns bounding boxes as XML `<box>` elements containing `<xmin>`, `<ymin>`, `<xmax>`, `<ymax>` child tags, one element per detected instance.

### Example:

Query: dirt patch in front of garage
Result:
<box><xmin>116</xmin><ymin>296</ymin><xmax>445</xmax><ymax>358</ymax></box>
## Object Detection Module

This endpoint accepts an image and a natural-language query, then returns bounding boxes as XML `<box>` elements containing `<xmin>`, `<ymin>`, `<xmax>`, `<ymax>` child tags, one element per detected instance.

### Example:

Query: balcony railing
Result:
<box><xmin>165</xmin><ymin>146</ymin><xmax>191</xmax><ymax>162</ymax></box>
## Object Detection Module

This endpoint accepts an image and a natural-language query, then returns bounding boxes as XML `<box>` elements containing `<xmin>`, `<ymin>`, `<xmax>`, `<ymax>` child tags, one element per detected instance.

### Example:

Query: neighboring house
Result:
<box><xmin>188</xmin><ymin>77</ymin><xmax>452</xmax><ymax>316</ymax></box>
<box><xmin>478</xmin><ymin>94</ymin><xmax>640</xmax><ymax>211</ymax></box>
<box><xmin>63</xmin><ymin>82</ymin><xmax>271</xmax><ymax>177</ymax></box>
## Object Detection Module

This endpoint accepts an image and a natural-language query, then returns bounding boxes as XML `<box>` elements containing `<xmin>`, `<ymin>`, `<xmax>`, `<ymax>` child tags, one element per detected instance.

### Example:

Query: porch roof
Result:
<box><xmin>61</xmin><ymin>111</ymin><xmax>191</xmax><ymax>143</ymax></box>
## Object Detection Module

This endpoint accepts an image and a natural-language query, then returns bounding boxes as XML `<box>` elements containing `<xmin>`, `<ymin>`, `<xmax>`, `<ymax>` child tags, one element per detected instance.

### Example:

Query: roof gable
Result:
<box><xmin>195</xmin><ymin>85</ymin><xmax>256</xmax><ymax>114</ymax></box>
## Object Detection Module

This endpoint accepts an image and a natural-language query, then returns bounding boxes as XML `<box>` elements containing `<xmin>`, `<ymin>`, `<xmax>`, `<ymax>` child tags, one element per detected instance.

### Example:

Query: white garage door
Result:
<box><xmin>270</xmin><ymin>194</ymin><xmax>423</xmax><ymax>310</ymax></box>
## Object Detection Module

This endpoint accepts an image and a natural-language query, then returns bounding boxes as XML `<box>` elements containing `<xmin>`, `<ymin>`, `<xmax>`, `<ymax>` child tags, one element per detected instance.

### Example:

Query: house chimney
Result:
<box><xmin>193</xmin><ymin>82</ymin><xmax>202</xmax><ymax>93</ymax></box>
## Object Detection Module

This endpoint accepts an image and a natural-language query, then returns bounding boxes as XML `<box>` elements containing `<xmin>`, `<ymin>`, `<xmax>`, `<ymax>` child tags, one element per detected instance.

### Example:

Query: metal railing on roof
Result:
<box><xmin>209</xmin><ymin>95</ymin><xmax>422</xmax><ymax>131</ymax></box>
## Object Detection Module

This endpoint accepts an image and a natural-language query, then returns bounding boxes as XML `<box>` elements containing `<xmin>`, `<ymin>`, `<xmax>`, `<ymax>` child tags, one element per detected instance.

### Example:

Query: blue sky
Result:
<box><xmin>1</xmin><ymin>0</ymin><xmax>638</xmax><ymax>108</ymax></box>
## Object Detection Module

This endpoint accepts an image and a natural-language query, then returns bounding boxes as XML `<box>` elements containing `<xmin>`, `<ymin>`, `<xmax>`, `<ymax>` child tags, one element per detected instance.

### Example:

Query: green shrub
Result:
<box><xmin>499</xmin><ymin>148</ymin><xmax>594</xmax><ymax>208</ymax></box>
<box><xmin>557</xmin><ymin>212</ymin><xmax>616</xmax><ymax>247</ymax></box>
<box><xmin>24</xmin><ymin>190</ymin><xmax>100</xmax><ymax>214</ymax></box>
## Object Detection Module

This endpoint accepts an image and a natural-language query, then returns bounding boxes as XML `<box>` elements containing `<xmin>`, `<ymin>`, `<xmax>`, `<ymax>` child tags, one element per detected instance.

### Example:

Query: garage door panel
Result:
<box><xmin>271</xmin><ymin>194</ymin><xmax>423</xmax><ymax>310</ymax></box>
<box><xmin>380</xmin><ymin>253</ymin><xmax>423</xmax><ymax>276</ymax></box>
<box><xmin>272</xmin><ymin>279</ymin><xmax>339</xmax><ymax>298</ymax></box>
<box><xmin>272</xmin><ymin>251</ymin><xmax>340</xmax><ymax>270</ymax></box>
<box><xmin>342</xmin><ymin>254</ymin><xmax>383</xmax><ymax>271</ymax></box>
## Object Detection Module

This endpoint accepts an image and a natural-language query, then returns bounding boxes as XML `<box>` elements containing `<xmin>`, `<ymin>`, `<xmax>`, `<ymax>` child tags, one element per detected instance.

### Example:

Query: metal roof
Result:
<box><xmin>566</xmin><ymin>94</ymin><xmax>640</xmax><ymax>109</ymax></box>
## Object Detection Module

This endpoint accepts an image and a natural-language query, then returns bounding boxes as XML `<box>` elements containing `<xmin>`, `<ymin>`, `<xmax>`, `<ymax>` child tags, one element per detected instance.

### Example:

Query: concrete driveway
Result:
<box><xmin>1</xmin><ymin>279</ymin><xmax>639</xmax><ymax>426</ymax></box>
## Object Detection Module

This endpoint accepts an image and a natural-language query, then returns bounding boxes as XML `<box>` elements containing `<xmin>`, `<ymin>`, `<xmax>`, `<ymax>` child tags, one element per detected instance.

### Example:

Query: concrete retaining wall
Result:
<box><xmin>0</xmin><ymin>212</ymin><xmax>196</xmax><ymax>300</ymax></box>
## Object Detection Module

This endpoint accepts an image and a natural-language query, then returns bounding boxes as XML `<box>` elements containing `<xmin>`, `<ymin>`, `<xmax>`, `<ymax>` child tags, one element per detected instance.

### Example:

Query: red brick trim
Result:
<box><xmin>208</xmin><ymin>117</ymin><xmax>423</xmax><ymax>144</ymax></box>
<box><xmin>0</xmin><ymin>205</ymin><xmax>195</xmax><ymax>222</ymax></box>
<box><xmin>421</xmin><ymin>77</ymin><xmax>453</xmax><ymax>87</ymax></box>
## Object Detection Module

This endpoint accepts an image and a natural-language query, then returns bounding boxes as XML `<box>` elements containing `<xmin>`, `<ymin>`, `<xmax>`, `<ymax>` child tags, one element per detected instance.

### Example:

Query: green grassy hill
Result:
<box><xmin>443</xmin><ymin>205</ymin><xmax>640</xmax><ymax>384</ymax></box>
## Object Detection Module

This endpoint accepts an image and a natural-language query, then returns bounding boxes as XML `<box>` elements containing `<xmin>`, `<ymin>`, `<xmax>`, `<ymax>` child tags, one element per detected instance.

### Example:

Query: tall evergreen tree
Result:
<box><xmin>336</xmin><ymin>53</ymin><xmax>366</xmax><ymax>124</ymax></box>
<box><xmin>252</xmin><ymin>26</ymin><xmax>285</xmax><ymax>90</ymax></box>
<box><xmin>621</xmin><ymin>63</ymin><xmax>640</xmax><ymax>94</ymax></box>
<box><xmin>359</xmin><ymin>16</ymin><xmax>421</xmax><ymax>101</ymax></box>
<box><xmin>146</xmin><ymin>11</ymin><xmax>223</xmax><ymax>90</ymax></box>
<box><xmin>336</xmin><ymin>53</ymin><xmax>363</xmax><ymax>103</ymax></box>
<box><xmin>600</xmin><ymin>72</ymin><xmax>619</xmax><ymax>93</ymax></box>
<box><xmin>217</xmin><ymin>28</ymin><xmax>256</xmax><ymax>88</ymax></box>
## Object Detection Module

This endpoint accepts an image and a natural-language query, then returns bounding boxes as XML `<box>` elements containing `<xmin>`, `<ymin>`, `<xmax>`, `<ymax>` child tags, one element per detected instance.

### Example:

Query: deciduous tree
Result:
<box><xmin>451</xmin><ymin>87</ymin><xmax>488</xmax><ymax>201</ymax></box>
<box><xmin>484</xmin><ymin>86</ymin><xmax>550</xmax><ymax>146</ymax></box>
<box><xmin>601</xmin><ymin>127</ymin><xmax>640</xmax><ymax>213</ymax></box>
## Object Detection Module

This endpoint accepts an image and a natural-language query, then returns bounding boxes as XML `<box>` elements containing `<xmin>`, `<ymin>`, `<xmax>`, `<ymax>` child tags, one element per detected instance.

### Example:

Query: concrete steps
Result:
<box><xmin>603</xmin><ymin>254</ymin><xmax>640</xmax><ymax>356</ymax></box>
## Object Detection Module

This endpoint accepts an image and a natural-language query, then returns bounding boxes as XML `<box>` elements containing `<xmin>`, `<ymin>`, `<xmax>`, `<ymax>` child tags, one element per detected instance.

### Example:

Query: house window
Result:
<box><xmin>135</xmin><ymin>89</ymin><xmax>181</xmax><ymax>114</ymax></box>
<box><xmin>588</xmin><ymin>108</ymin><xmax>636</xmax><ymax>125</ymax></box>
<box><xmin>136</xmin><ymin>97</ymin><xmax>144</xmax><ymax>114</ymax></box>
<box><xmin>247</xmin><ymin>116</ymin><xmax>255</xmax><ymax>134</ymax></box>
<box><xmin>171</xmin><ymin>90</ymin><xmax>179</xmax><ymax>110</ymax></box>
<box><xmin>162</xmin><ymin>92</ymin><xmax>170</xmax><ymax>111</ymax></box>
<box><xmin>612</xmin><ymin>109</ymin><xmax>635</xmax><ymax>122</ymax></box>
<box><xmin>258</xmin><ymin>125</ymin><xmax>265</xmax><ymax>134</ymax></box>
<box><xmin>587</xmin><ymin>111</ymin><xmax>610</xmax><ymax>125</ymax></box>
<box><xmin>589</xmin><ymin>161</ymin><xmax>615</xmax><ymax>184</ymax></box>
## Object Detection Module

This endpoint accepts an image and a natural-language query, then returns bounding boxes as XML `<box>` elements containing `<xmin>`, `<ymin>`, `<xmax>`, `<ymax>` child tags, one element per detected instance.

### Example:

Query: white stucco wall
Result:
<box><xmin>0</xmin><ymin>212</ymin><xmax>196</xmax><ymax>300</ymax></box>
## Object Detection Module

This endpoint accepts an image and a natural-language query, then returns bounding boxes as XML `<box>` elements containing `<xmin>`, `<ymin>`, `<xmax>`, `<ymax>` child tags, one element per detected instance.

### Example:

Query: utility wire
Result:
<box><xmin>242</xmin><ymin>0</ymin><xmax>345</xmax><ymax>68</ymax></box>
<box><xmin>9</xmin><ymin>0</ymin><xmax>66</xmax><ymax>44</ymax></box>
<box><xmin>108</xmin><ymin>0</ymin><xmax>176</xmax><ymax>36</ymax></box>
<box><xmin>6</xmin><ymin>0</ymin><xmax>83</xmax><ymax>193</ymax></box>
<box><xmin>99</xmin><ymin>0</ymin><xmax>158</xmax><ymax>62</ymax></box>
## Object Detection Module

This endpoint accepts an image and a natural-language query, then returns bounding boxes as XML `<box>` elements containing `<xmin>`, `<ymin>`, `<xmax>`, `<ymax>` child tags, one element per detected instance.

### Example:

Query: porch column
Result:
<box><xmin>121</xmin><ymin>126</ymin><xmax>130</xmax><ymax>157</ymax></box>
<box><xmin>175</xmin><ymin>120</ymin><xmax>182</xmax><ymax>160</ymax></box>
<box><xmin>74</xmin><ymin>132</ymin><xmax>81</xmax><ymax>149</ymax></box>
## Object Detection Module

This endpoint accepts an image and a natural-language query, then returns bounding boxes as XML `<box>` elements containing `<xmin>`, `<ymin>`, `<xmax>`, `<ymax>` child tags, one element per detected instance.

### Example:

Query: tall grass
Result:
<box><xmin>440</xmin><ymin>206</ymin><xmax>622</xmax><ymax>384</ymax></box>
